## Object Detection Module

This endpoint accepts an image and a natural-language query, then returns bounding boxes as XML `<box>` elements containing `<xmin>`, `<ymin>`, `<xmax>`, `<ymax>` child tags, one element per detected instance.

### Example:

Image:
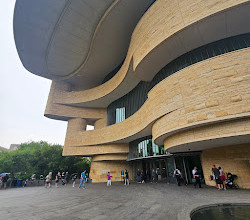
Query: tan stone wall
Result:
<box><xmin>61</xmin><ymin>49</ymin><xmax>250</xmax><ymax>183</ymax></box>
<box><xmin>62</xmin><ymin>49</ymin><xmax>250</xmax><ymax>147</ymax></box>
<box><xmin>62</xmin><ymin>144</ymin><xmax>129</xmax><ymax>157</ymax></box>
<box><xmin>45</xmin><ymin>82</ymin><xmax>107</xmax><ymax>120</ymax></box>
<box><xmin>94</xmin><ymin>118</ymin><xmax>107</xmax><ymax>129</ymax></box>
<box><xmin>152</xmin><ymin>48</ymin><xmax>250</xmax><ymax>145</ymax></box>
<box><xmin>52</xmin><ymin>0</ymin><xmax>249</xmax><ymax>107</ymax></box>
<box><xmin>133</xmin><ymin>0</ymin><xmax>248</xmax><ymax>70</ymax></box>
<box><xmin>92</xmin><ymin>154</ymin><xmax>128</xmax><ymax>162</ymax></box>
<box><xmin>90</xmin><ymin>159</ymin><xmax>132</xmax><ymax>183</ymax></box>
<box><xmin>201</xmin><ymin>144</ymin><xmax>250</xmax><ymax>189</ymax></box>
<box><xmin>163</xmin><ymin>118</ymin><xmax>250</xmax><ymax>152</ymax></box>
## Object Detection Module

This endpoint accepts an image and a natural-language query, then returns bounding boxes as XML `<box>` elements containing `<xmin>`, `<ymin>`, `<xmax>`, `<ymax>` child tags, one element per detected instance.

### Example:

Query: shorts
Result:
<box><xmin>220</xmin><ymin>175</ymin><xmax>226</xmax><ymax>181</ymax></box>
<box><xmin>125</xmin><ymin>177</ymin><xmax>128</xmax><ymax>180</ymax></box>
<box><xmin>55</xmin><ymin>180</ymin><xmax>59</xmax><ymax>183</ymax></box>
<box><xmin>216</xmin><ymin>178</ymin><xmax>222</xmax><ymax>184</ymax></box>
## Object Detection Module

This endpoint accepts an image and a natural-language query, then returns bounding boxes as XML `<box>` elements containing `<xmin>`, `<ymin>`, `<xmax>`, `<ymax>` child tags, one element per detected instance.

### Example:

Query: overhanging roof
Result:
<box><xmin>14</xmin><ymin>0</ymin><xmax>154</xmax><ymax>89</ymax></box>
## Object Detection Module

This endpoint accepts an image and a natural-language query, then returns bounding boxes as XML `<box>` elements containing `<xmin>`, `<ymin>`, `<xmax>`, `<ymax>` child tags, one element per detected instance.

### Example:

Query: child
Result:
<box><xmin>107</xmin><ymin>172</ymin><xmax>112</xmax><ymax>186</ymax></box>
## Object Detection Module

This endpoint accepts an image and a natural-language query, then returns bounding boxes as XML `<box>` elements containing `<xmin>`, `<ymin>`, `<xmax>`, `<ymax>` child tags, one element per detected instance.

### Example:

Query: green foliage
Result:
<box><xmin>0</xmin><ymin>141</ymin><xmax>91</xmax><ymax>179</ymax></box>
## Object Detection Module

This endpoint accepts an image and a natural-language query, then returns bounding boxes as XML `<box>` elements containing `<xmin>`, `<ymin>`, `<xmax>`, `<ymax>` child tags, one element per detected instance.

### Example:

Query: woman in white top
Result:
<box><xmin>218</xmin><ymin>167</ymin><xmax>226</xmax><ymax>190</ymax></box>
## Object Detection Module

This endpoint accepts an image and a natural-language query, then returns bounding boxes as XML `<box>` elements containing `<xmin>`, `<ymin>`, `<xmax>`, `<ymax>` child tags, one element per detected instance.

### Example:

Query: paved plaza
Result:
<box><xmin>1</xmin><ymin>182</ymin><xmax>250</xmax><ymax>220</ymax></box>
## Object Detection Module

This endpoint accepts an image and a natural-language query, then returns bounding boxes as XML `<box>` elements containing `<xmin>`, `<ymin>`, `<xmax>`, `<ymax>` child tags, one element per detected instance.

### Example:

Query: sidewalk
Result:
<box><xmin>0</xmin><ymin>182</ymin><xmax>249</xmax><ymax>220</ymax></box>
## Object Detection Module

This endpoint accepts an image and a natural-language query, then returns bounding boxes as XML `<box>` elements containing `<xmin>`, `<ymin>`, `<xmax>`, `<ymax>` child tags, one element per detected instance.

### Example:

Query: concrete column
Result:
<box><xmin>67</xmin><ymin>118</ymin><xmax>87</xmax><ymax>133</ymax></box>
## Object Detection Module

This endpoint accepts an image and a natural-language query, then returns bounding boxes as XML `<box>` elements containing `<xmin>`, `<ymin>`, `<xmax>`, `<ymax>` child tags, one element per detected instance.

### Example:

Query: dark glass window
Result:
<box><xmin>128</xmin><ymin>136</ymin><xmax>166</xmax><ymax>160</ymax></box>
<box><xmin>115</xmin><ymin>107</ymin><xmax>125</xmax><ymax>123</ymax></box>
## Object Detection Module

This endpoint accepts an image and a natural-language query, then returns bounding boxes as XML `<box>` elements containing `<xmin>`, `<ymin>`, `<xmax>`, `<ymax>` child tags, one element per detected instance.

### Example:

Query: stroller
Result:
<box><xmin>226</xmin><ymin>172</ymin><xmax>239</xmax><ymax>189</ymax></box>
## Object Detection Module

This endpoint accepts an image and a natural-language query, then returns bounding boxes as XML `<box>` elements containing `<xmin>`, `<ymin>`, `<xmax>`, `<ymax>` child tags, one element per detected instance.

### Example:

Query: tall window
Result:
<box><xmin>115</xmin><ymin>107</ymin><xmax>125</xmax><ymax>123</ymax></box>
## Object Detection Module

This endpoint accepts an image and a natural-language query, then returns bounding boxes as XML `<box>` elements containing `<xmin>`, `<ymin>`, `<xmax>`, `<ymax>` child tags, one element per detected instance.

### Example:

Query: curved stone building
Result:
<box><xmin>14</xmin><ymin>0</ymin><xmax>250</xmax><ymax>188</ymax></box>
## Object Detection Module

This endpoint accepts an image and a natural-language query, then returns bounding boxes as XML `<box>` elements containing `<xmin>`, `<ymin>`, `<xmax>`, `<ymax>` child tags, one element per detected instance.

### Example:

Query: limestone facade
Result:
<box><xmin>14</xmin><ymin>0</ymin><xmax>250</xmax><ymax>185</ymax></box>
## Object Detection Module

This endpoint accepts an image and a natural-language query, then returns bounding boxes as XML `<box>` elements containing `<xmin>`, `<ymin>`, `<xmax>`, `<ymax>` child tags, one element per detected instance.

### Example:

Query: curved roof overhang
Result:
<box><xmin>53</xmin><ymin>1</ymin><xmax>250</xmax><ymax>108</ymax></box>
<box><xmin>14</xmin><ymin>0</ymin><xmax>154</xmax><ymax>89</ymax></box>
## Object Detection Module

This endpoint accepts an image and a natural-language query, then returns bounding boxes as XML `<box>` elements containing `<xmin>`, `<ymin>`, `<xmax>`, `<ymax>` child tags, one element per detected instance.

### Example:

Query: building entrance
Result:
<box><xmin>130</xmin><ymin>153</ymin><xmax>203</xmax><ymax>184</ymax></box>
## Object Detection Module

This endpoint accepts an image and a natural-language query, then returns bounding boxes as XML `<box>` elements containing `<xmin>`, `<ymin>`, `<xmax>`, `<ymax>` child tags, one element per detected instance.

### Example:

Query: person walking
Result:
<box><xmin>23</xmin><ymin>179</ymin><xmax>28</xmax><ymax>187</ymax></box>
<box><xmin>107</xmin><ymin>172</ymin><xmax>112</xmax><ymax>186</ymax></box>
<box><xmin>72</xmin><ymin>174</ymin><xmax>77</xmax><ymax>187</ymax></box>
<box><xmin>55</xmin><ymin>171</ymin><xmax>61</xmax><ymax>188</ymax></box>
<box><xmin>192</xmin><ymin>166</ymin><xmax>201</xmax><ymax>188</ymax></box>
<box><xmin>218</xmin><ymin>166</ymin><xmax>226</xmax><ymax>190</ymax></box>
<box><xmin>45</xmin><ymin>172</ymin><xmax>52</xmax><ymax>188</ymax></box>
<box><xmin>61</xmin><ymin>172</ymin><xmax>66</xmax><ymax>185</ymax></box>
<box><xmin>124</xmin><ymin>169</ymin><xmax>129</xmax><ymax>185</ymax></box>
<box><xmin>173</xmin><ymin>168</ymin><xmax>182</xmax><ymax>186</ymax></box>
<box><xmin>79</xmin><ymin>170</ymin><xmax>86</xmax><ymax>189</ymax></box>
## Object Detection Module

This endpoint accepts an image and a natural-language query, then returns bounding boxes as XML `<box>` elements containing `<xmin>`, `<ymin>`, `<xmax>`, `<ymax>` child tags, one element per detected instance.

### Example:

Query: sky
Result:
<box><xmin>0</xmin><ymin>1</ymin><xmax>68</xmax><ymax>149</ymax></box>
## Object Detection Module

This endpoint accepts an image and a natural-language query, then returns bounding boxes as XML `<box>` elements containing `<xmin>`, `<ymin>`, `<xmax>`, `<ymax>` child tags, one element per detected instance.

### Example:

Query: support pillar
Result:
<box><xmin>67</xmin><ymin>118</ymin><xmax>87</xmax><ymax>132</ymax></box>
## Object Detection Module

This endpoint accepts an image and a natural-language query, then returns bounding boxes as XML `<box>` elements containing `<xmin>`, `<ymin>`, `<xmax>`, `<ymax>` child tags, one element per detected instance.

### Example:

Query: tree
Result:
<box><xmin>0</xmin><ymin>141</ymin><xmax>91</xmax><ymax>179</ymax></box>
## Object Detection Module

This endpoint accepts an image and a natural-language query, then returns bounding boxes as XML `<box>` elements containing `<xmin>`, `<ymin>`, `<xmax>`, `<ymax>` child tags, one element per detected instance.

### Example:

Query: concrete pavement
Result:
<box><xmin>0</xmin><ymin>182</ymin><xmax>250</xmax><ymax>220</ymax></box>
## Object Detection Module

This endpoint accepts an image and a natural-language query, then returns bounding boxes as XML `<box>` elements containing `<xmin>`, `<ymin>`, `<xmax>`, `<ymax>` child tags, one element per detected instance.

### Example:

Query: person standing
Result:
<box><xmin>141</xmin><ymin>171</ymin><xmax>146</xmax><ymax>184</ymax></box>
<box><xmin>152</xmin><ymin>169</ymin><xmax>156</xmax><ymax>183</ymax></box>
<box><xmin>137</xmin><ymin>169</ymin><xmax>141</xmax><ymax>183</ymax></box>
<box><xmin>79</xmin><ymin>170</ymin><xmax>86</xmax><ymax>189</ymax></box>
<box><xmin>218</xmin><ymin>166</ymin><xmax>226</xmax><ymax>190</ymax></box>
<box><xmin>45</xmin><ymin>172</ymin><xmax>52</xmax><ymax>188</ymax></box>
<box><xmin>65</xmin><ymin>172</ymin><xmax>70</xmax><ymax>184</ymax></box>
<box><xmin>72</xmin><ymin>174</ymin><xmax>77</xmax><ymax>187</ymax></box>
<box><xmin>107</xmin><ymin>172</ymin><xmax>112</xmax><ymax>186</ymax></box>
<box><xmin>85</xmin><ymin>170</ymin><xmax>89</xmax><ymax>183</ymax></box>
<box><xmin>2</xmin><ymin>174</ymin><xmax>9</xmax><ymax>189</ymax></box>
<box><xmin>212</xmin><ymin>165</ymin><xmax>223</xmax><ymax>190</ymax></box>
<box><xmin>121</xmin><ymin>170</ymin><xmax>124</xmax><ymax>183</ymax></box>
<box><xmin>192</xmin><ymin>166</ymin><xmax>201</xmax><ymax>188</ymax></box>
<box><xmin>55</xmin><ymin>171</ymin><xmax>61</xmax><ymax>188</ymax></box>
<box><xmin>173</xmin><ymin>168</ymin><xmax>182</xmax><ymax>186</ymax></box>
<box><xmin>124</xmin><ymin>169</ymin><xmax>129</xmax><ymax>185</ymax></box>
<box><xmin>40</xmin><ymin>174</ymin><xmax>44</xmax><ymax>186</ymax></box>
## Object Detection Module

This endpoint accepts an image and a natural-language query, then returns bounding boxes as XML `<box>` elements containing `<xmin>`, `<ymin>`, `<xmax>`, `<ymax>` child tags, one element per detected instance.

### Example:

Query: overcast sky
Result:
<box><xmin>0</xmin><ymin>0</ymin><xmax>68</xmax><ymax>149</ymax></box>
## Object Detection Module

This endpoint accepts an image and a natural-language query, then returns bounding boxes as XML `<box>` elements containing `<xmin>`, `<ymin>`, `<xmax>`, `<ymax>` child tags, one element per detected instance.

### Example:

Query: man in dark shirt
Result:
<box><xmin>125</xmin><ymin>169</ymin><xmax>129</xmax><ymax>185</ymax></box>
<box><xmin>212</xmin><ymin>165</ymin><xmax>223</xmax><ymax>190</ymax></box>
